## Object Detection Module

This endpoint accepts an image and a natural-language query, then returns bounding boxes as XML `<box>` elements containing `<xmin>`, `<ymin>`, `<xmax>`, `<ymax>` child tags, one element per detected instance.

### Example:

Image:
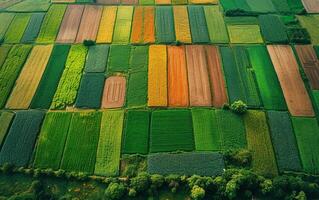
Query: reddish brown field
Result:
<box><xmin>121</xmin><ymin>0</ymin><xmax>138</xmax><ymax>4</ymax></box>
<box><xmin>56</xmin><ymin>5</ymin><xmax>84</xmax><ymax>43</ymax></box>
<box><xmin>267</xmin><ymin>45</ymin><xmax>314</xmax><ymax>116</ymax></box>
<box><xmin>75</xmin><ymin>5</ymin><xmax>103</xmax><ymax>43</ymax></box>
<box><xmin>96</xmin><ymin>0</ymin><xmax>120</xmax><ymax>4</ymax></box>
<box><xmin>302</xmin><ymin>0</ymin><xmax>319</xmax><ymax>13</ymax></box>
<box><xmin>131</xmin><ymin>7</ymin><xmax>155</xmax><ymax>44</ymax></box>
<box><xmin>167</xmin><ymin>46</ymin><xmax>189</xmax><ymax>107</ymax></box>
<box><xmin>186</xmin><ymin>45</ymin><xmax>212</xmax><ymax>107</ymax></box>
<box><xmin>101</xmin><ymin>76</ymin><xmax>126</xmax><ymax>109</ymax></box>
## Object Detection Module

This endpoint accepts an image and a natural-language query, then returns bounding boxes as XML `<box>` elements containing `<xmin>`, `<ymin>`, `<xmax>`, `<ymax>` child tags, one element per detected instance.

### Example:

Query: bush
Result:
<box><xmin>150</xmin><ymin>174</ymin><xmax>164</xmax><ymax>190</ymax></box>
<box><xmin>191</xmin><ymin>185</ymin><xmax>205</xmax><ymax>200</ymax></box>
<box><xmin>83</xmin><ymin>40</ymin><xmax>96</xmax><ymax>46</ymax></box>
<box><xmin>224</xmin><ymin>149</ymin><xmax>252</xmax><ymax>168</ymax></box>
<box><xmin>105</xmin><ymin>182</ymin><xmax>126</xmax><ymax>200</ymax></box>
<box><xmin>225</xmin><ymin>9</ymin><xmax>258</xmax><ymax>16</ymax></box>
<box><xmin>187</xmin><ymin>175</ymin><xmax>214</xmax><ymax>190</ymax></box>
<box><xmin>129</xmin><ymin>172</ymin><xmax>150</xmax><ymax>193</ymax></box>
<box><xmin>1</xmin><ymin>163</ymin><xmax>14</xmax><ymax>174</ymax></box>
<box><xmin>230</xmin><ymin>100</ymin><xmax>248</xmax><ymax>114</ymax></box>
<box><xmin>287</xmin><ymin>28</ymin><xmax>311</xmax><ymax>44</ymax></box>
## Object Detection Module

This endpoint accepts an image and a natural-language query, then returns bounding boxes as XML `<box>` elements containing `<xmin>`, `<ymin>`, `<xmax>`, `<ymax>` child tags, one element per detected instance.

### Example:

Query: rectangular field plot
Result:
<box><xmin>0</xmin><ymin>13</ymin><xmax>15</xmax><ymax>41</ymax></box>
<box><xmin>60</xmin><ymin>112</ymin><xmax>101</xmax><ymax>174</ymax></box>
<box><xmin>258</xmin><ymin>15</ymin><xmax>288</xmax><ymax>44</ymax></box>
<box><xmin>244</xmin><ymin>111</ymin><xmax>278</xmax><ymax>176</ymax></box>
<box><xmin>150</xmin><ymin>110</ymin><xmax>194</xmax><ymax>152</ymax></box>
<box><xmin>112</xmin><ymin>6</ymin><xmax>133</xmax><ymax>44</ymax></box>
<box><xmin>267</xmin><ymin>111</ymin><xmax>302</xmax><ymax>172</ymax></box>
<box><xmin>85</xmin><ymin>45</ymin><xmax>109</xmax><ymax>73</ymax></box>
<box><xmin>267</xmin><ymin>45</ymin><xmax>314</xmax><ymax>116</ymax></box>
<box><xmin>0</xmin><ymin>110</ymin><xmax>44</xmax><ymax>167</ymax></box>
<box><xmin>34</xmin><ymin>112</ymin><xmax>72</xmax><ymax>169</ymax></box>
<box><xmin>204</xmin><ymin>6</ymin><xmax>229</xmax><ymax>43</ymax></box>
<box><xmin>101</xmin><ymin>76</ymin><xmax>126</xmax><ymax>109</ymax></box>
<box><xmin>188</xmin><ymin>6</ymin><xmax>209</xmax><ymax>43</ymax></box>
<box><xmin>302</xmin><ymin>0</ymin><xmax>319</xmax><ymax>13</ymax></box>
<box><xmin>107</xmin><ymin>45</ymin><xmax>131</xmax><ymax>73</ymax></box>
<box><xmin>173</xmin><ymin>6</ymin><xmax>191</xmax><ymax>43</ymax></box>
<box><xmin>0</xmin><ymin>112</ymin><xmax>14</xmax><ymax>146</ymax></box>
<box><xmin>155</xmin><ymin>7</ymin><xmax>175</xmax><ymax>43</ymax></box>
<box><xmin>127</xmin><ymin>71</ymin><xmax>148</xmax><ymax>108</ymax></box>
<box><xmin>122</xmin><ymin>110</ymin><xmax>150</xmax><ymax>154</ymax></box>
<box><xmin>292</xmin><ymin>117</ymin><xmax>319</xmax><ymax>174</ymax></box>
<box><xmin>129</xmin><ymin>45</ymin><xmax>149</xmax><ymax>72</ymax></box>
<box><xmin>96</xmin><ymin>6</ymin><xmax>117</xmax><ymax>43</ymax></box>
<box><xmin>148</xmin><ymin>152</ymin><xmax>224</xmax><ymax>176</ymax></box>
<box><xmin>21</xmin><ymin>13</ymin><xmax>45</xmax><ymax>43</ymax></box>
<box><xmin>0</xmin><ymin>45</ymin><xmax>11</xmax><ymax>68</ymax></box>
<box><xmin>131</xmin><ymin>6</ymin><xmax>155</xmax><ymax>44</ymax></box>
<box><xmin>297</xmin><ymin>15</ymin><xmax>319</xmax><ymax>45</ymax></box>
<box><xmin>95</xmin><ymin>110</ymin><xmax>124</xmax><ymax>176</ymax></box>
<box><xmin>4</xmin><ymin>14</ymin><xmax>31</xmax><ymax>43</ymax></box>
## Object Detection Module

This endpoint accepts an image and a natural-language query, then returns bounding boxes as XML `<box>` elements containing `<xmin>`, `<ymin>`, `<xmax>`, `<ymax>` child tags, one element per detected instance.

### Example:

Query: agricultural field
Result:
<box><xmin>1</xmin><ymin>0</ymin><xmax>319</xmax><ymax>199</ymax></box>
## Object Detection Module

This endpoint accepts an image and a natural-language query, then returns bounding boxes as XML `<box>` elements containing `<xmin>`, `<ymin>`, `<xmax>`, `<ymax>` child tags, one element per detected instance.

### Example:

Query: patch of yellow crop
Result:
<box><xmin>173</xmin><ymin>6</ymin><xmax>192</xmax><ymax>43</ymax></box>
<box><xmin>96</xmin><ymin>6</ymin><xmax>117</xmax><ymax>43</ymax></box>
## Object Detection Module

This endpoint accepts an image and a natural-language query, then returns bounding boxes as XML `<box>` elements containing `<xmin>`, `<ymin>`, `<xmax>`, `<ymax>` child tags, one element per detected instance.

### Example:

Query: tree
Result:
<box><xmin>191</xmin><ymin>185</ymin><xmax>205</xmax><ymax>200</ymax></box>
<box><xmin>230</xmin><ymin>100</ymin><xmax>248</xmax><ymax>114</ymax></box>
<box><xmin>105</xmin><ymin>182</ymin><xmax>126</xmax><ymax>200</ymax></box>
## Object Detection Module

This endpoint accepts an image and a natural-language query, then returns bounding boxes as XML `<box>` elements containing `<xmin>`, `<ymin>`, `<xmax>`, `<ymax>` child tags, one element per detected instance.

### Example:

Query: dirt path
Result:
<box><xmin>101</xmin><ymin>76</ymin><xmax>126</xmax><ymax>108</ymax></box>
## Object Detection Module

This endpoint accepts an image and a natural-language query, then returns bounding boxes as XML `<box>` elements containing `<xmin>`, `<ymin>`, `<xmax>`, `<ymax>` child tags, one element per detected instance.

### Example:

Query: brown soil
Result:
<box><xmin>302</xmin><ymin>0</ymin><xmax>319</xmax><ymax>13</ymax></box>
<box><xmin>96</xmin><ymin>0</ymin><xmax>120</xmax><ymax>4</ymax></box>
<box><xmin>101</xmin><ymin>76</ymin><xmax>126</xmax><ymax>109</ymax></box>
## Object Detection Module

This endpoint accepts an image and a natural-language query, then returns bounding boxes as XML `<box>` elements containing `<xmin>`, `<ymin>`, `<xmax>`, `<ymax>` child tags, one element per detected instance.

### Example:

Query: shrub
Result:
<box><xmin>230</xmin><ymin>100</ymin><xmax>248</xmax><ymax>114</ymax></box>
<box><xmin>1</xmin><ymin>163</ymin><xmax>14</xmax><ymax>174</ymax></box>
<box><xmin>287</xmin><ymin>28</ymin><xmax>311</xmax><ymax>44</ymax></box>
<box><xmin>83</xmin><ymin>40</ymin><xmax>96</xmax><ymax>46</ymax></box>
<box><xmin>105</xmin><ymin>182</ymin><xmax>126</xmax><ymax>200</ymax></box>
<box><xmin>150</xmin><ymin>174</ymin><xmax>164</xmax><ymax>190</ymax></box>
<box><xmin>129</xmin><ymin>172</ymin><xmax>150</xmax><ymax>193</ymax></box>
<box><xmin>191</xmin><ymin>185</ymin><xmax>205</xmax><ymax>200</ymax></box>
<box><xmin>224</xmin><ymin>149</ymin><xmax>252</xmax><ymax>168</ymax></box>
<box><xmin>187</xmin><ymin>175</ymin><xmax>214</xmax><ymax>189</ymax></box>
<box><xmin>225</xmin><ymin>9</ymin><xmax>258</xmax><ymax>17</ymax></box>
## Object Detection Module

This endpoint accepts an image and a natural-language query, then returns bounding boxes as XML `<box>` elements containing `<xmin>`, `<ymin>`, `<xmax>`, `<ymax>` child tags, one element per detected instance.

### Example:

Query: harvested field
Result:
<box><xmin>155</xmin><ymin>7</ymin><xmax>175</xmax><ymax>43</ymax></box>
<box><xmin>0</xmin><ymin>45</ymin><xmax>32</xmax><ymax>108</ymax></box>
<box><xmin>302</xmin><ymin>0</ymin><xmax>319</xmax><ymax>13</ymax></box>
<box><xmin>0</xmin><ymin>110</ymin><xmax>44</xmax><ymax>167</ymax></box>
<box><xmin>60</xmin><ymin>112</ymin><xmax>101</xmax><ymax>174</ymax></box>
<box><xmin>150</xmin><ymin>110</ymin><xmax>194</xmax><ymax>152</ymax></box>
<box><xmin>51</xmin><ymin>45</ymin><xmax>88</xmax><ymax>109</ymax></box>
<box><xmin>75</xmin><ymin>73</ymin><xmax>105</xmax><ymax>108</ymax></box>
<box><xmin>95</xmin><ymin>110</ymin><xmax>124</xmax><ymax>176</ymax></box>
<box><xmin>0</xmin><ymin>13</ymin><xmax>14</xmax><ymax>40</ymax></box>
<box><xmin>4</xmin><ymin>14</ymin><xmax>31</xmax><ymax>43</ymax></box>
<box><xmin>56</xmin><ymin>5</ymin><xmax>84</xmax><ymax>43</ymax></box>
<box><xmin>0</xmin><ymin>45</ymin><xmax>11</xmax><ymax>68</ymax></box>
<box><xmin>96</xmin><ymin>6</ymin><xmax>117</xmax><ymax>43</ymax></box>
<box><xmin>267</xmin><ymin>45</ymin><xmax>314</xmax><ymax>116</ymax></box>
<box><xmin>107</xmin><ymin>45</ymin><xmax>131</xmax><ymax>73</ymax></box>
<box><xmin>75</xmin><ymin>5</ymin><xmax>103</xmax><ymax>43</ymax></box>
<box><xmin>101</xmin><ymin>76</ymin><xmax>126</xmax><ymax>108</ymax></box>
<box><xmin>148</xmin><ymin>45</ymin><xmax>167</xmax><ymax>107</ymax></box>
<box><xmin>192</xmin><ymin>109</ymin><xmax>219</xmax><ymax>151</ymax></box>
<box><xmin>131</xmin><ymin>7</ymin><xmax>155</xmax><ymax>44</ymax></box>
<box><xmin>148</xmin><ymin>152</ymin><xmax>224</xmax><ymax>176</ymax></box>
<box><xmin>188</xmin><ymin>6</ymin><xmax>209</xmax><ymax>43</ymax></box>
<box><xmin>247</xmin><ymin>45</ymin><xmax>287</xmax><ymax>110</ymax></box>
<box><xmin>228</xmin><ymin>25</ymin><xmax>263</xmax><ymax>44</ymax></box>
<box><xmin>31</xmin><ymin>45</ymin><xmax>70</xmax><ymax>109</ymax></box>
<box><xmin>292</xmin><ymin>117</ymin><xmax>319</xmax><ymax>174</ymax></box>
<box><xmin>295</xmin><ymin>45</ymin><xmax>319</xmax><ymax>90</ymax></box>
<box><xmin>0</xmin><ymin>112</ymin><xmax>14</xmax><ymax>146</ymax></box>
<box><xmin>34</xmin><ymin>112</ymin><xmax>72</xmax><ymax>169</ymax></box>
<box><xmin>6</xmin><ymin>45</ymin><xmax>53</xmax><ymax>109</ymax></box>
<box><xmin>258</xmin><ymin>15</ymin><xmax>288</xmax><ymax>43</ymax></box>
<box><xmin>127</xmin><ymin>71</ymin><xmax>148</xmax><ymax>108</ymax></box>
<box><xmin>173</xmin><ymin>6</ymin><xmax>191</xmax><ymax>43</ymax></box>
<box><xmin>204</xmin><ymin>6</ymin><xmax>229</xmax><ymax>43</ymax></box>
<box><xmin>186</xmin><ymin>45</ymin><xmax>212</xmax><ymax>106</ymax></box>
<box><xmin>122</xmin><ymin>110</ymin><xmax>150</xmax><ymax>154</ymax></box>
<box><xmin>297</xmin><ymin>15</ymin><xmax>319</xmax><ymax>45</ymax></box>
<box><xmin>167</xmin><ymin>46</ymin><xmax>189</xmax><ymax>107</ymax></box>
<box><xmin>21</xmin><ymin>13</ymin><xmax>45</xmax><ymax>43</ymax></box>
<box><xmin>267</xmin><ymin>111</ymin><xmax>302</xmax><ymax>172</ymax></box>
<box><xmin>112</xmin><ymin>6</ymin><xmax>133</xmax><ymax>44</ymax></box>
<box><xmin>37</xmin><ymin>4</ymin><xmax>67</xmax><ymax>43</ymax></box>
<box><xmin>244</xmin><ymin>110</ymin><xmax>278</xmax><ymax>176</ymax></box>
<box><xmin>205</xmin><ymin>46</ymin><xmax>228</xmax><ymax>107</ymax></box>
<box><xmin>129</xmin><ymin>45</ymin><xmax>149</xmax><ymax>72</ymax></box>
<box><xmin>84</xmin><ymin>45</ymin><xmax>109</xmax><ymax>73</ymax></box>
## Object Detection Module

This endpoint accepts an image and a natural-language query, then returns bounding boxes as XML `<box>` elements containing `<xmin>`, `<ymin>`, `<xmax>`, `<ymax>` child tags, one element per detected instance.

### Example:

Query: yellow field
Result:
<box><xmin>173</xmin><ymin>6</ymin><xmax>192</xmax><ymax>43</ymax></box>
<box><xmin>96</xmin><ymin>6</ymin><xmax>117</xmax><ymax>43</ymax></box>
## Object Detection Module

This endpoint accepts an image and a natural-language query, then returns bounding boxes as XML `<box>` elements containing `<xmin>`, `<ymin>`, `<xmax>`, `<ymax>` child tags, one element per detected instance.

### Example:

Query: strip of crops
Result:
<box><xmin>267</xmin><ymin>111</ymin><xmax>302</xmax><ymax>172</ymax></box>
<box><xmin>34</xmin><ymin>112</ymin><xmax>72</xmax><ymax>169</ymax></box>
<box><xmin>190</xmin><ymin>0</ymin><xmax>217</xmax><ymax>4</ymax></box>
<box><xmin>0</xmin><ymin>45</ymin><xmax>11</xmax><ymax>68</ymax></box>
<box><xmin>297</xmin><ymin>15</ymin><xmax>319</xmax><ymax>45</ymax></box>
<box><xmin>101</xmin><ymin>76</ymin><xmax>126</xmax><ymax>108</ymax></box>
<box><xmin>0</xmin><ymin>45</ymin><xmax>32</xmax><ymax>108</ymax></box>
<box><xmin>122</xmin><ymin>110</ymin><xmax>150</xmax><ymax>154</ymax></box>
<box><xmin>37</xmin><ymin>4</ymin><xmax>67</xmax><ymax>43</ymax></box>
<box><xmin>31</xmin><ymin>45</ymin><xmax>70</xmax><ymax>109</ymax></box>
<box><xmin>245</xmin><ymin>0</ymin><xmax>276</xmax><ymax>13</ymax></box>
<box><xmin>107</xmin><ymin>45</ymin><xmax>131</xmax><ymax>73</ymax></box>
<box><xmin>155</xmin><ymin>7</ymin><xmax>175</xmax><ymax>43</ymax></box>
<box><xmin>4</xmin><ymin>14</ymin><xmax>31</xmax><ymax>43</ymax></box>
<box><xmin>96</xmin><ymin>6</ymin><xmax>117</xmax><ymax>43</ymax></box>
<box><xmin>60</xmin><ymin>112</ymin><xmax>101</xmax><ymax>174</ymax></box>
<box><xmin>0</xmin><ymin>112</ymin><xmax>14</xmax><ymax>147</ymax></box>
<box><xmin>131</xmin><ymin>6</ymin><xmax>155</xmax><ymax>44</ymax></box>
<box><xmin>258</xmin><ymin>15</ymin><xmax>288</xmax><ymax>43</ymax></box>
<box><xmin>127</xmin><ymin>71</ymin><xmax>148</xmax><ymax>108</ymax></box>
<box><xmin>0</xmin><ymin>13</ymin><xmax>14</xmax><ymax>40</ymax></box>
<box><xmin>156</xmin><ymin>0</ymin><xmax>170</xmax><ymax>4</ymax></box>
<box><xmin>129</xmin><ymin>46</ymin><xmax>149</xmax><ymax>72</ymax></box>
<box><xmin>95</xmin><ymin>110</ymin><xmax>124</xmax><ymax>176</ymax></box>
<box><xmin>6</xmin><ymin>0</ymin><xmax>50</xmax><ymax>12</ymax></box>
<box><xmin>173</xmin><ymin>6</ymin><xmax>191</xmax><ymax>43</ymax></box>
<box><xmin>84</xmin><ymin>45</ymin><xmax>109</xmax><ymax>73</ymax></box>
<box><xmin>188</xmin><ymin>6</ymin><xmax>210</xmax><ymax>43</ymax></box>
<box><xmin>192</xmin><ymin>109</ymin><xmax>219</xmax><ymax>151</ymax></box>
<box><xmin>75</xmin><ymin>73</ymin><xmax>105</xmax><ymax>108</ymax></box>
<box><xmin>148</xmin><ymin>152</ymin><xmax>224</xmax><ymax>176</ymax></box>
<box><xmin>244</xmin><ymin>110</ymin><xmax>278</xmax><ymax>176</ymax></box>
<box><xmin>204</xmin><ymin>6</ymin><xmax>229</xmax><ymax>43</ymax></box>
<box><xmin>112</xmin><ymin>6</ymin><xmax>133</xmax><ymax>44</ymax></box>
<box><xmin>150</xmin><ymin>110</ymin><xmax>194</xmax><ymax>153</ymax></box>
<box><xmin>247</xmin><ymin>45</ymin><xmax>287</xmax><ymax>110</ymax></box>
<box><xmin>21</xmin><ymin>13</ymin><xmax>45</xmax><ymax>43</ymax></box>
<box><xmin>0</xmin><ymin>110</ymin><xmax>44</xmax><ymax>167</ymax></box>
<box><xmin>6</xmin><ymin>45</ymin><xmax>53</xmax><ymax>109</ymax></box>
<box><xmin>148</xmin><ymin>45</ymin><xmax>167</xmax><ymax>107</ymax></box>
<box><xmin>292</xmin><ymin>117</ymin><xmax>319</xmax><ymax>174</ymax></box>
<box><xmin>51</xmin><ymin>45</ymin><xmax>88</xmax><ymax>109</ymax></box>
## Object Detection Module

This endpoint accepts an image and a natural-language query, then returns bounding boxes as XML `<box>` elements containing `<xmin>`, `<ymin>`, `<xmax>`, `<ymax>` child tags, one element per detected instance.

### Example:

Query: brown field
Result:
<box><xmin>205</xmin><ymin>46</ymin><xmax>228</xmax><ymax>107</ymax></box>
<box><xmin>75</xmin><ymin>5</ymin><xmax>103</xmax><ymax>43</ymax></box>
<box><xmin>267</xmin><ymin>45</ymin><xmax>314</xmax><ymax>116</ymax></box>
<box><xmin>101</xmin><ymin>76</ymin><xmax>126</xmax><ymax>108</ymax></box>
<box><xmin>121</xmin><ymin>0</ymin><xmax>138</xmax><ymax>4</ymax></box>
<box><xmin>131</xmin><ymin>7</ymin><xmax>155</xmax><ymax>44</ymax></box>
<box><xmin>155</xmin><ymin>0</ymin><xmax>171</xmax><ymax>4</ymax></box>
<box><xmin>96</xmin><ymin>0</ymin><xmax>120</xmax><ymax>4</ymax></box>
<box><xmin>168</xmin><ymin>46</ymin><xmax>189</xmax><ymax>107</ymax></box>
<box><xmin>56</xmin><ymin>5</ymin><xmax>84</xmax><ymax>43</ymax></box>
<box><xmin>302</xmin><ymin>0</ymin><xmax>319</xmax><ymax>13</ymax></box>
<box><xmin>295</xmin><ymin>45</ymin><xmax>319</xmax><ymax>90</ymax></box>
<box><xmin>186</xmin><ymin>45</ymin><xmax>212</xmax><ymax>106</ymax></box>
